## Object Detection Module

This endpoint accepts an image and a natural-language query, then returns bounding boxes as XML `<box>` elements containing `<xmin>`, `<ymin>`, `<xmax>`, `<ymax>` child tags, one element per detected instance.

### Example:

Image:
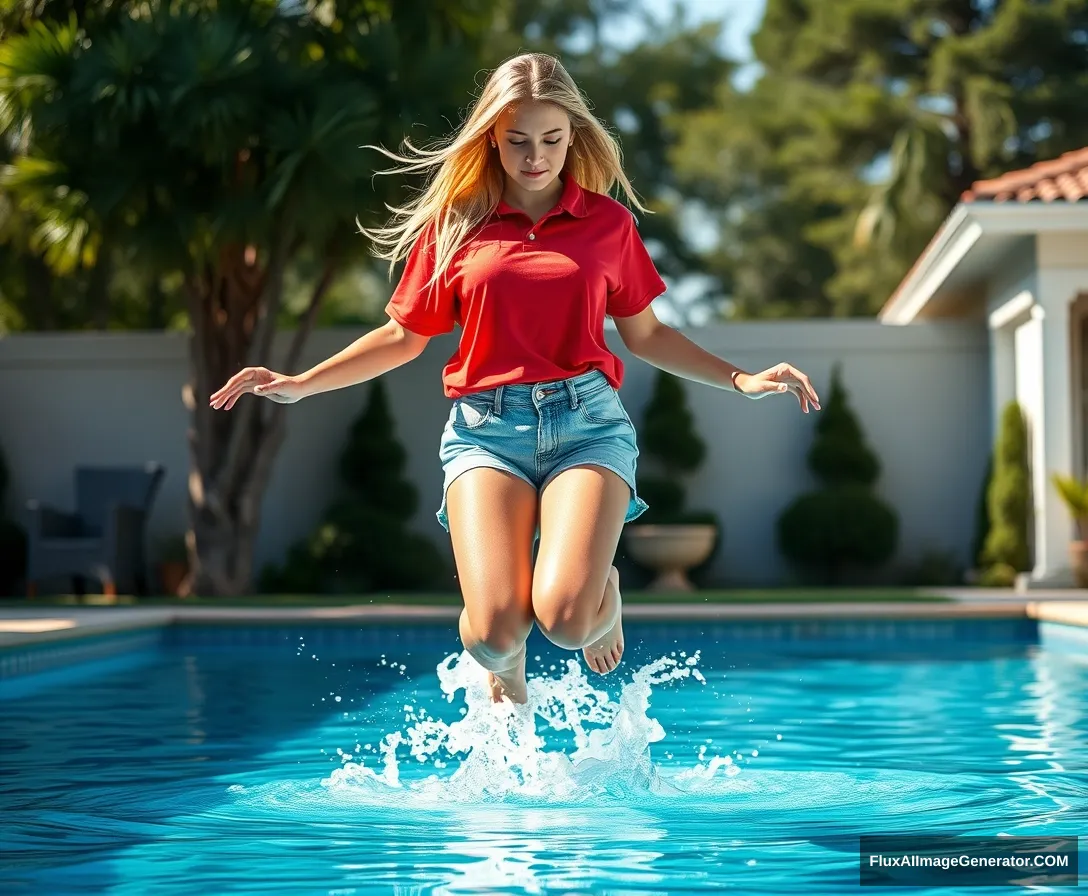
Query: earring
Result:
<box><xmin>489</xmin><ymin>137</ymin><xmax>496</xmax><ymax>148</ymax></box>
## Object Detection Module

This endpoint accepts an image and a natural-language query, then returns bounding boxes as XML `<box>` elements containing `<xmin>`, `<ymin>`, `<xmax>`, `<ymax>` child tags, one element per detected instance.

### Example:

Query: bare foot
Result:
<box><xmin>487</xmin><ymin>642</ymin><xmax>529</xmax><ymax>704</ymax></box>
<box><xmin>583</xmin><ymin>566</ymin><xmax>624</xmax><ymax>674</ymax></box>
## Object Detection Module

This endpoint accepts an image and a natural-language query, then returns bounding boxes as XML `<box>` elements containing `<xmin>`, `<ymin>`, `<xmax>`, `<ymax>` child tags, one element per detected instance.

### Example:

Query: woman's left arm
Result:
<box><xmin>612</xmin><ymin>305</ymin><xmax>822</xmax><ymax>413</ymax></box>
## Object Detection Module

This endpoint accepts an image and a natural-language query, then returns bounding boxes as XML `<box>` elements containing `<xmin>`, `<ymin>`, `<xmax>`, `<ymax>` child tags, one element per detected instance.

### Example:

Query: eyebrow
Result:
<box><xmin>505</xmin><ymin>128</ymin><xmax>564</xmax><ymax>136</ymax></box>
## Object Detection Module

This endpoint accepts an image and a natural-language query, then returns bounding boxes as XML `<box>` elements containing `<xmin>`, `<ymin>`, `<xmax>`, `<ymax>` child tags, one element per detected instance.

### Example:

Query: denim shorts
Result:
<box><xmin>436</xmin><ymin>369</ymin><xmax>649</xmax><ymax>533</ymax></box>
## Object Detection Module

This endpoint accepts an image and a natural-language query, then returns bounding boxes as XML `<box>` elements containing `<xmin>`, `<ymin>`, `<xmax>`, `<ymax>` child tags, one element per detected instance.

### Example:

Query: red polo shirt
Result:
<box><xmin>384</xmin><ymin>176</ymin><xmax>667</xmax><ymax>398</ymax></box>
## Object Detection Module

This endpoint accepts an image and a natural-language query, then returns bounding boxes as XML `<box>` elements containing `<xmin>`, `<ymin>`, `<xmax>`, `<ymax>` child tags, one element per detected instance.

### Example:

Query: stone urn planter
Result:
<box><xmin>624</xmin><ymin>523</ymin><xmax>717</xmax><ymax>591</ymax></box>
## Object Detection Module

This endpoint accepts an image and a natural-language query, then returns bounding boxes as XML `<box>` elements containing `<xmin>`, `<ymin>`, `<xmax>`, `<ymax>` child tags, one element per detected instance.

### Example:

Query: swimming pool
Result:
<box><xmin>1</xmin><ymin>617</ymin><xmax>1085</xmax><ymax>894</ymax></box>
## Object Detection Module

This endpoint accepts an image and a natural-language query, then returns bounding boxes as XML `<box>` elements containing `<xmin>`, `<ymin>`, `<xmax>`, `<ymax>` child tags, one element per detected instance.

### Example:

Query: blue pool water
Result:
<box><xmin>1</xmin><ymin>619</ymin><xmax>1086</xmax><ymax>894</ymax></box>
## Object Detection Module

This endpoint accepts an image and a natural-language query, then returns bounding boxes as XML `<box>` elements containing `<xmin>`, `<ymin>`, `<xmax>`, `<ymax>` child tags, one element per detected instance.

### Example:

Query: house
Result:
<box><xmin>880</xmin><ymin>148</ymin><xmax>1088</xmax><ymax>586</ymax></box>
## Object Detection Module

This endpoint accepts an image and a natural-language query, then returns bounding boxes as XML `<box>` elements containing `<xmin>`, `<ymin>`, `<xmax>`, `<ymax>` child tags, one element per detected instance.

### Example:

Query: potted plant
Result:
<box><xmin>1051</xmin><ymin>473</ymin><xmax>1088</xmax><ymax>587</ymax></box>
<box><xmin>624</xmin><ymin>371</ymin><xmax>719</xmax><ymax>590</ymax></box>
<box><xmin>157</xmin><ymin>533</ymin><xmax>190</xmax><ymax>597</ymax></box>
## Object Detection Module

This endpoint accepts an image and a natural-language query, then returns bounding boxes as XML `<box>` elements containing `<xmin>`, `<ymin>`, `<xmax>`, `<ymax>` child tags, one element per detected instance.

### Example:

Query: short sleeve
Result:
<box><xmin>384</xmin><ymin>226</ymin><xmax>457</xmax><ymax>336</ymax></box>
<box><xmin>606</xmin><ymin>212</ymin><xmax>667</xmax><ymax>318</ymax></box>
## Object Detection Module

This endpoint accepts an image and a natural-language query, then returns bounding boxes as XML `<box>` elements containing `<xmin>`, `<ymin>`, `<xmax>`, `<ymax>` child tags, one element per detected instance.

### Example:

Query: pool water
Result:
<box><xmin>1</xmin><ymin>621</ymin><xmax>1085</xmax><ymax>894</ymax></box>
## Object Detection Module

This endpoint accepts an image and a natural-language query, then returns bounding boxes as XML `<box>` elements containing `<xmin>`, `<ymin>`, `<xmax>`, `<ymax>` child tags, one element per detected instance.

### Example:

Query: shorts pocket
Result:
<box><xmin>451</xmin><ymin>399</ymin><xmax>494</xmax><ymax>430</ymax></box>
<box><xmin>577</xmin><ymin>387</ymin><xmax>631</xmax><ymax>426</ymax></box>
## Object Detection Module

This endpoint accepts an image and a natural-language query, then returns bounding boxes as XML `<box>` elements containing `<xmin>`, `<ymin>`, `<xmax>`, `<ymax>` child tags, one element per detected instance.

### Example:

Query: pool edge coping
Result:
<box><xmin>3</xmin><ymin>599</ymin><xmax>1084</xmax><ymax>649</ymax></box>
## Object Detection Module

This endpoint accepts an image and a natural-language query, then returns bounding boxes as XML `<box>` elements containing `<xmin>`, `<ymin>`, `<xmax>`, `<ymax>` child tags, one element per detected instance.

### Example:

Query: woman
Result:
<box><xmin>210</xmin><ymin>53</ymin><xmax>820</xmax><ymax>706</ymax></box>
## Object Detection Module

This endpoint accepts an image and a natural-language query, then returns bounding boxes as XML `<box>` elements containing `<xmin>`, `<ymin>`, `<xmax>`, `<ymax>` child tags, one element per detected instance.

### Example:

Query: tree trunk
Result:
<box><xmin>184</xmin><ymin>413</ymin><xmax>287</xmax><ymax>595</ymax></box>
<box><xmin>181</xmin><ymin>234</ymin><xmax>334</xmax><ymax>596</ymax></box>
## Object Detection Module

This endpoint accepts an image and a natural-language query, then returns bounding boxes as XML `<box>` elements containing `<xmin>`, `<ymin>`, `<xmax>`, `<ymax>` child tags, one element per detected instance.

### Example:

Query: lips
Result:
<box><xmin>521</xmin><ymin>170</ymin><xmax>547</xmax><ymax>178</ymax></box>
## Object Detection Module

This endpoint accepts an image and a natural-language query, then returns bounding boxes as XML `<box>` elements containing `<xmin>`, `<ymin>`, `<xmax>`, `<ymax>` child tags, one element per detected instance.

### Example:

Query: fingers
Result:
<box><xmin>780</xmin><ymin>363</ymin><xmax>820</xmax><ymax>408</ymax></box>
<box><xmin>209</xmin><ymin>367</ymin><xmax>263</xmax><ymax>411</ymax></box>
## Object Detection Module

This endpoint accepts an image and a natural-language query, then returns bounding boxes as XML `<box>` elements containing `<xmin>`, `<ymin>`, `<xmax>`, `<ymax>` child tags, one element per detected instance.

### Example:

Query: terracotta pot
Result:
<box><xmin>158</xmin><ymin>561</ymin><xmax>189</xmax><ymax>597</ymax></box>
<box><xmin>624</xmin><ymin>524</ymin><xmax>717</xmax><ymax>591</ymax></box>
<box><xmin>1069</xmin><ymin>541</ymin><xmax>1088</xmax><ymax>588</ymax></box>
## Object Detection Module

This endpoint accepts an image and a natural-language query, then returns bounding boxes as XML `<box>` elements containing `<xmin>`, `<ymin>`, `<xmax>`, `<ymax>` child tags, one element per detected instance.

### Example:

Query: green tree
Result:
<box><xmin>0</xmin><ymin>0</ymin><xmax>497</xmax><ymax>594</ymax></box>
<box><xmin>980</xmin><ymin>401</ymin><xmax>1031</xmax><ymax>585</ymax></box>
<box><xmin>777</xmin><ymin>364</ymin><xmax>898</xmax><ymax>583</ymax></box>
<box><xmin>674</xmin><ymin>0</ymin><xmax>1088</xmax><ymax>318</ymax></box>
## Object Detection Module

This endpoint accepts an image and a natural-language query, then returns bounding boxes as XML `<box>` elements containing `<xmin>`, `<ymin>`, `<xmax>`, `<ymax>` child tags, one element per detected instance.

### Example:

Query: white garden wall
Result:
<box><xmin>0</xmin><ymin>319</ymin><xmax>989</xmax><ymax>588</ymax></box>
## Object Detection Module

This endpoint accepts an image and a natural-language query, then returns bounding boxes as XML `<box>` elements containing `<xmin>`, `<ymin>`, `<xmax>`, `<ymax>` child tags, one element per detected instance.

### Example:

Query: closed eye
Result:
<box><xmin>509</xmin><ymin>140</ymin><xmax>562</xmax><ymax>146</ymax></box>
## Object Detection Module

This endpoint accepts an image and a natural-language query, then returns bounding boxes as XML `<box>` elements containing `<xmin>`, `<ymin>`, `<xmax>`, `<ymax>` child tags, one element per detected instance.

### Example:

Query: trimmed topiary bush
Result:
<box><xmin>776</xmin><ymin>364</ymin><xmax>898</xmax><ymax>584</ymax></box>
<box><xmin>979</xmin><ymin>401</ymin><xmax>1031</xmax><ymax>586</ymax></box>
<box><xmin>261</xmin><ymin>381</ymin><xmax>448</xmax><ymax>593</ymax></box>
<box><xmin>635</xmin><ymin>371</ymin><xmax>714</xmax><ymax>526</ymax></box>
<box><xmin>630</xmin><ymin>370</ymin><xmax>720</xmax><ymax>583</ymax></box>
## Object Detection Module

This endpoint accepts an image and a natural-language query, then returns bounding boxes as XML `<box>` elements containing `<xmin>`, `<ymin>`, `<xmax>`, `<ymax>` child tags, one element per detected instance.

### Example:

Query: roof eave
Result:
<box><xmin>878</xmin><ymin>201</ymin><xmax>1087</xmax><ymax>325</ymax></box>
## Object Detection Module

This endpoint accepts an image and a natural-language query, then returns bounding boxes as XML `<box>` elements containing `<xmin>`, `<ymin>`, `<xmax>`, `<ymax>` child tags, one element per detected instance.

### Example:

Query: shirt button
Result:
<box><xmin>527</xmin><ymin>232</ymin><xmax>536</xmax><ymax>241</ymax></box>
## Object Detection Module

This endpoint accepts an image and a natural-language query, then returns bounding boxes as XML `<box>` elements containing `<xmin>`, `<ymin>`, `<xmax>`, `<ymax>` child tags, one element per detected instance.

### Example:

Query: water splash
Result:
<box><xmin>322</xmin><ymin>649</ymin><xmax>741</xmax><ymax>804</ymax></box>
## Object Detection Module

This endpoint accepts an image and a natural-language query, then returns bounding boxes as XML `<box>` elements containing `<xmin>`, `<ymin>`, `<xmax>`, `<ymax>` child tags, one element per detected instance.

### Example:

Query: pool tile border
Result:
<box><xmin>0</xmin><ymin>627</ymin><xmax>164</xmax><ymax>682</ymax></box>
<box><xmin>0</xmin><ymin>600</ymin><xmax>1082</xmax><ymax>685</ymax></box>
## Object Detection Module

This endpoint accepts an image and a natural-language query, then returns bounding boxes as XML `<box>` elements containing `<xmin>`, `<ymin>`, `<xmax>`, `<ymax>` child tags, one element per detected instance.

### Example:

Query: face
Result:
<box><xmin>492</xmin><ymin>101</ymin><xmax>573</xmax><ymax>193</ymax></box>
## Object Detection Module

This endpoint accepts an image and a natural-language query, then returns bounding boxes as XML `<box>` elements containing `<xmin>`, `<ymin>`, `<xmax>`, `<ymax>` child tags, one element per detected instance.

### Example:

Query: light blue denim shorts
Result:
<box><xmin>436</xmin><ymin>369</ymin><xmax>649</xmax><ymax>532</ymax></box>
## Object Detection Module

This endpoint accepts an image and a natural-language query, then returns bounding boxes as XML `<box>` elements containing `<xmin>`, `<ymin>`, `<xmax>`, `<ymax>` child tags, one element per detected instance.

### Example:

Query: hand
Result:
<box><xmin>208</xmin><ymin>367</ymin><xmax>306</xmax><ymax>410</ymax></box>
<box><xmin>735</xmin><ymin>363</ymin><xmax>821</xmax><ymax>413</ymax></box>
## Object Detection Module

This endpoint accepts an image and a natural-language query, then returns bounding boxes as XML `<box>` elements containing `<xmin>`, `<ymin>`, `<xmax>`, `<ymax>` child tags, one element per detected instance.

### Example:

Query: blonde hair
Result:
<box><xmin>360</xmin><ymin>52</ymin><xmax>649</xmax><ymax>284</ymax></box>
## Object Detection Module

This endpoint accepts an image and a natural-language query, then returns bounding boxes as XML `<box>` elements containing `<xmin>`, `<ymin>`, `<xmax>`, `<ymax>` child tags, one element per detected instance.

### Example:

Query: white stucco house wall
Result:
<box><xmin>880</xmin><ymin>148</ymin><xmax>1088</xmax><ymax>586</ymax></box>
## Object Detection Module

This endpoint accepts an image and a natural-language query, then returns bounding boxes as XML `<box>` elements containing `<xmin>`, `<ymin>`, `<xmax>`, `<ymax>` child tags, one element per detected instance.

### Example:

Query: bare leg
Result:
<box><xmin>447</xmin><ymin>468</ymin><xmax>538</xmax><ymax>703</ymax></box>
<box><xmin>581</xmin><ymin>566</ymin><xmax>625</xmax><ymax>674</ymax></box>
<box><xmin>532</xmin><ymin>465</ymin><xmax>629</xmax><ymax>674</ymax></box>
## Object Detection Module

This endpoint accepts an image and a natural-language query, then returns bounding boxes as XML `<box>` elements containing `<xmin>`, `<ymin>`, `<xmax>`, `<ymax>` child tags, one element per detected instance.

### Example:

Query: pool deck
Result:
<box><xmin>0</xmin><ymin>590</ymin><xmax>1085</xmax><ymax>649</ymax></box>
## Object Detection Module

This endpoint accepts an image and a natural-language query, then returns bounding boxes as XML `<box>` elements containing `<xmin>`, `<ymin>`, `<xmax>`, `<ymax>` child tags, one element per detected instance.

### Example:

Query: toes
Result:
<box><xmin>584</xmin><ymin>648</ymin><xmax>619</xmax><ymax>674</ymax></box>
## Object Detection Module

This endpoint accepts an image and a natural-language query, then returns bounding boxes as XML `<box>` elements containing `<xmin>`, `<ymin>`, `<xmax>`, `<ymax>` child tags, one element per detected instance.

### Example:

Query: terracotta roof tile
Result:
<box><xmin>962</xmin><ymin>147</ymin><xmax>1088</xmax><ymax>203</ymax></box>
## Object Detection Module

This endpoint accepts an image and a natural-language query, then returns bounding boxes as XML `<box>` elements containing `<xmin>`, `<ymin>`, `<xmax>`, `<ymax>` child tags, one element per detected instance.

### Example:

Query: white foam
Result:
<box><xmin>321</xmin><ymin>649</ymin><xmax>742</xmax><ymax>805</ymax></box>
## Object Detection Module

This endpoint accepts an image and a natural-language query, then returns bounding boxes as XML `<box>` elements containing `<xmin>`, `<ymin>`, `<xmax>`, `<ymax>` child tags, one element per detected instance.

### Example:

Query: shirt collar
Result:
<box><xmin>494</xmin><ymin>175</ymin><xmax>589</xmax><ymax>220</ymax></box>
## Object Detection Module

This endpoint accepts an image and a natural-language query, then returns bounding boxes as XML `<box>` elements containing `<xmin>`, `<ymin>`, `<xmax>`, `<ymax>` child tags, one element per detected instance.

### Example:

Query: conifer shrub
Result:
<box><xmin>776</xmin><ymin>364</ymin><xmax>898</xmax><ymax>583</ymax></box>
<box><xmin>261</xmin><ymin>381</ymin><xmax>448</xmax><ymax>593</ymax></box>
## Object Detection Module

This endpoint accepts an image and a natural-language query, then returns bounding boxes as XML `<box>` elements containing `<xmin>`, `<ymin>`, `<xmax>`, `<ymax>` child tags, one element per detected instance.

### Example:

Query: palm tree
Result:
<box><xmin>0</xmin><ymin>0</ymin><xmax>491</xmax><ymax>594</ymax></box>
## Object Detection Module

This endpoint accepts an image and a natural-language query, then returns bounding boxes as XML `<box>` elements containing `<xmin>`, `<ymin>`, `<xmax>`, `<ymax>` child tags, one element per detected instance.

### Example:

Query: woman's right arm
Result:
<box><xmin>209</xmin><ymin>319</ymin><xmax>429</xmax><ymax>411</ymax></box>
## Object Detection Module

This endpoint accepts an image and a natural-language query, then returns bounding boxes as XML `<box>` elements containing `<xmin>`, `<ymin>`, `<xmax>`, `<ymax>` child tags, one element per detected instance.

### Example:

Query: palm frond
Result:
<box><xmin>1052</xmin><ymin>473</ymin><xmax>1088</xmax><ymax>525</ymax></box>
<box><xmin>263</xmin><ymin>83</ymin><xmax>376</xmax><ymax>231</ymax></box>
<box><xmin>0</xmin><ymin>14</ymin><xmax>80</xmax><ymax>132</ymax></box>
<box><xmin>1</xmin><ymin>154</ymin><xmax>93</xmax><ymax>272</ymax></box>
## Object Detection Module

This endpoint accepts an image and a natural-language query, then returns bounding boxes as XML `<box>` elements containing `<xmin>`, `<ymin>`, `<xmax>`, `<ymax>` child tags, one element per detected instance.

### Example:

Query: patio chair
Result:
<box><xmin>25</xmin><ymin>462</ymin><xmax>165</xmax><ymax>597</ymax></box>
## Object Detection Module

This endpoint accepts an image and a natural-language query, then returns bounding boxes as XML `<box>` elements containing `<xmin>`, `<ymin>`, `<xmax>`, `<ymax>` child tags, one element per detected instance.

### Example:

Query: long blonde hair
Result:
<box><xmin>360</xmin><ymin>52</ymin><xmax>649</xmax><ymax>284</ymax></box>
